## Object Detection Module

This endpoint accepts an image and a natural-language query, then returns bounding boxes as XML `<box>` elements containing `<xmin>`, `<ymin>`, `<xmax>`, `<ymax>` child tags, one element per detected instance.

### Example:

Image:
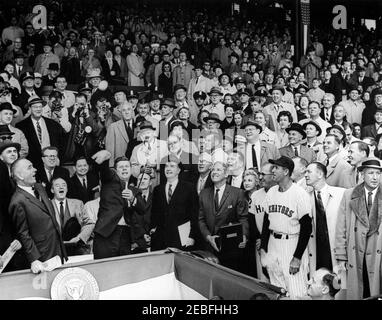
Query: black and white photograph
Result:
<box><xmin>0</xmin><ymin>0</ymin><xmax>381</xmax><ymax>306</ymax></box>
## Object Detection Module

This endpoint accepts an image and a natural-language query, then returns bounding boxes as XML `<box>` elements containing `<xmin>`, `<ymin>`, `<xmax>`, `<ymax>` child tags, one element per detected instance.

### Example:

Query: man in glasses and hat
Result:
<box><xmin>203</xmin><ymin>87</ymin><xmax>225</xmax><ymax>121</ymax></box>
<box><xmin>15</xmin><ymin>72</ymin><xmax>37</xmax><ymax>115</ymax></box>
<box><xmin>0</xmin><ymin>102</ymin><xmax>28</xmax><ymax>158</ymax></box>
<box><xmin>33</xmin><ymin>40</ymin><xmax>60</xmax><ymax>76</ymax></box>
<box><xmin>16</xmin><ymin>96</ymin><xmax>66</xmax><ymax>169</ymax></box>
<box><xmin>260</xmin><ymin>156</ymin><xmax>312</xmax><ymax>299</ymax></box>
<box><xmin>158</xmin><ymin>98</ymin><xmax>177</xmax><ymax>138</ymax></box>
<box><xmin>86</xmin><ymin>68</ymin><xmax>113</xmax><ymax>108</ymax></box>
<box><xmin>335</xmin><ymin>158</ymin><xmax>382</xmax><ymax>300</ymax></box>
<box><xmin>130</xmin><ymin>120</ymin><xmax>168</xmax><ymax>187</ymax></box>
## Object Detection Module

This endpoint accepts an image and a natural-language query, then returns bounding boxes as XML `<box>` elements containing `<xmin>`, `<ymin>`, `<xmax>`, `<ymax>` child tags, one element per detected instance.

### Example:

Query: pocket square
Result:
<box><xmin>228</xmin><ymin>205</ymin><xmax>233</xmax><ymax>209</ymax></box>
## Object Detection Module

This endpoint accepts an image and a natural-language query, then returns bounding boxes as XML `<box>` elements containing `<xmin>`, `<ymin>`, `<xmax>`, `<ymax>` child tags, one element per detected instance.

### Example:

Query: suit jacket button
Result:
<box><xmin>378</xmin><ymin>250</ymin><xmax>381</xmax><ymax>254</ymax></box>
<box><xmin>310</xmin><ymin>235</ymin><xmax>314</xmax><ymax>238</ymax></box>
<box><xmin>354</xmin><ymin>227</ymin><xmax>357</xmax><ymax>232</ymax></box>
<box><xmin>309</xmin><ymin>253</ymin><xmax>312</xmax><ymax>257</ymax></box>
<box><xmin>349</xmin><ymin>264</ymin><xmax>353</xmax><ymax>268</ymax></box>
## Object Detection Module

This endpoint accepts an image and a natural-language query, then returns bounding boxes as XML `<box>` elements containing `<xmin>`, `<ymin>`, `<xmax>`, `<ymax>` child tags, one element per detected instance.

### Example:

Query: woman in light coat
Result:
<box><xmin>126</xmin><ymin>44</ymin><xmax>145</xmax><ymax>86</ymax></box>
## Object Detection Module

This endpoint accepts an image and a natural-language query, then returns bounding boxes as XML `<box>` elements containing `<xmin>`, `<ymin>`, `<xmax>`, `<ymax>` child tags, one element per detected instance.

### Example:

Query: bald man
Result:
<box><xmin>9</xmin><ymin>158</ymin><xmax>67</xmax><ymax>273</ymax></box>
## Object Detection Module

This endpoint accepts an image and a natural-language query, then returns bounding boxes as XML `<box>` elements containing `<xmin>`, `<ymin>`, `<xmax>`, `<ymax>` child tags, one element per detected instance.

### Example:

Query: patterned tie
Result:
<box><xmin>168</xmin><ymin>184</ymin><xmax>173</xmax><ymax>203</ymax></box>
<box><xmin>59</xmin><ymin>201</ymin><xmax>65</xmax><ymax>228</ymax></box>
<box><xmin>367</xmin><ymin>191</ymin><xmax>373</xmax><ymax>215</ymax></box>
<box><xmin>214</xmin><ymin>188</ymin><xmax>220</xmax><ymax>214</ymax></box>
<box><xmin>294</xmin><ymin>146</ymin><xmax>299</xmax><ymax>156</ymax></box>
<box><xmin>325</xmin><ymin>109</ymin><xmax>329</xmax><ymax>121</ymax></box>
<box><xmin>48</xmin><ymin>169</ymin><xmax>53</xmax><ymax>182</ymax></box>
<box><xmin>36</xmin><ymin>120</ymin><xmax>42</xmax><ymax>143</ymax></box>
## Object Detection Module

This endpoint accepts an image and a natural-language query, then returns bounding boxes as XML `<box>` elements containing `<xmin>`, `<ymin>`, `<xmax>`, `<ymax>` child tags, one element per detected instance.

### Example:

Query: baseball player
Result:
<box><xmin>260</xmin><ymin>156</ymin><xmax>312</xmax><ymax>299</ymax></box>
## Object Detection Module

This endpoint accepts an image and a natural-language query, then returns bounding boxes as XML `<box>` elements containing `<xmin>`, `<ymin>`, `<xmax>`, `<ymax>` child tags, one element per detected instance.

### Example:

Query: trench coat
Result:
<box><xmin>335</xmin><ymin>183</ymin><xmax>382</xmax><ymax>300</ymax></box>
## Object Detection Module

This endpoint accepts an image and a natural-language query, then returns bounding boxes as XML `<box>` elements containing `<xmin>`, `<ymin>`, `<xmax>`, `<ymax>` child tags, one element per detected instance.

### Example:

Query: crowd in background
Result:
<box><xmin>0</xmin><ymin>1</ymin><xmax>381</xmax><ymax>300</ymax></box>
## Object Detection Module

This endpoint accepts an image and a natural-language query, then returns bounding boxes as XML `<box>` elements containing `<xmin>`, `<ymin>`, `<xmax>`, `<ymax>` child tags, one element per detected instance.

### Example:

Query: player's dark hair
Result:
<box><xmin>277</xmin><ymin>110</ymin><xmax>293</xmax><ymax>123</ymax></box>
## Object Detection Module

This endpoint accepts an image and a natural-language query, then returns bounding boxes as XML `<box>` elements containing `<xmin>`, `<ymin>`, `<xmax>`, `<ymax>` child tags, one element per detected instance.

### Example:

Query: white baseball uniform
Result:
<box><xmin>263</xmin><ymin>183</ymin><xmax>312</xmax><ymax>299</ymax></box>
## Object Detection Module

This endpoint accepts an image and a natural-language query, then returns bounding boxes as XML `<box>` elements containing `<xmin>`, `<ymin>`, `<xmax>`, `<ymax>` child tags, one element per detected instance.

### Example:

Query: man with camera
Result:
<box><xmin>54</xmin><ymin>75</ymin><xmax>76</xmax><ymax>109</ymax></box>
<box><xmin>48</xmin><ymin>90</ymin><xmax>72</xmax><ymax>133</ymax></box>
<box><xmin>63</xmin><ymin>93</ymin><xmax>98</xmax><ymax>164</ymax></box>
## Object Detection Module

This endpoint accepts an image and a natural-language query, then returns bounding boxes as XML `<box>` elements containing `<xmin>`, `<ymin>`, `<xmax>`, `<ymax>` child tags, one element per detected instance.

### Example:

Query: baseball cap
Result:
<box><xmin>269</xmin><ymin>156</ymin><xmax>295</xmax><ymax>174</ymax></box>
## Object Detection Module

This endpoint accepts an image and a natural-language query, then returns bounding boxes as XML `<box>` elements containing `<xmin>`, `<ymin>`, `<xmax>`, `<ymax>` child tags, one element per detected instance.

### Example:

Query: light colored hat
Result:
<box><xmin>86</xmin><ymin>68</ymin><xmax>102</xmax><ymax>79</ymax></box>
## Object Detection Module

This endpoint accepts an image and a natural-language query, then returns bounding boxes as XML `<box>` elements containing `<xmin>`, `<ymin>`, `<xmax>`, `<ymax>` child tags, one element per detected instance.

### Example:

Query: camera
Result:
<box><xmin>50</xmin><ymin>99</ymin><xmax>63</xmax><ymax>113</ymax></box>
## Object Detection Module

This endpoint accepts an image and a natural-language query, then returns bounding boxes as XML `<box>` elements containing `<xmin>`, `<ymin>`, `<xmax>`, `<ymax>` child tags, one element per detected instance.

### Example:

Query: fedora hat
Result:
<box><xmin>358</xmin><ymin>158</ymin><xmax>382</xmax><ymax>172</ymax></box>
<box><xmin>286</xmin><ymin>122</ymin><xmax>307</xmax><ymax>139</ymax></box>
<box><xmin>242</xmin><ymin>119</ymin><xmax>262</xmax><ymax>133</ymax></box>
<box><xmin>203</xmin><ymin>113</ymin><xmax>221</xmax><ymax>124</ymax></box>
<box><xmin>48</xmin><ymin>63</ymin><xmax>59</xmax><ymax>71</ymax></box>
<box><xmin>237</xmin><ymin>88</ymin><xmax>252</xmax><ymax>97</ymax></box>
<box><xmin>26</xmin><ymin>96</ymin><xmax>47</xmax><ymax>108</ymax></box>
<box><xmin>269</xmin><ymin>85</ymin><xmax>285</xmax><ymax>95</ymax></box>
<box><xmin>126</xmin><ymin>89</ymin><xmax>138</xmax><ymax>100</ymax></box>
<box><xmin>326</xmin><ymin>124</ymin><xmax>345</xmax><ymax>138</ymax></box>
<box><xmin>86</xmin><ymin>68</ymin><xmax>103</xmax><ymax>79</ymax></box>
<box><xmin>0</xmin><ymin>102</ymin><xmax>17</xmax><ymax>114</ymax></box>
<box><xmin>208</xmin><ymin>86</ymin><xmax>223</xmax><ymax>96</ymax></box>
<box><xmin>160</xmin><ymin>98</ymin><xmax>176</xmax><ymax>109</ymax></box>
<box><xmin>173</xmin><ymin>84</ymin><xmax>187</xmax><ymax>93</ymax></box>
<box><xmin>302</xmin><ymin>120</ymin><xmax>322</xmax><ymax>136</ymax></box>
<box><xmin>77</xmin><ymin>82</ymin><xmax>92</xmax><ymax>93</ymax></box>
<box><xmin>0</xmin><ymin>125</ymin><xmax>20</xmax><ymax>154</ymax></box>
<box><xmin>139</xmin><ymin>120</ymin><xmax>156</xmax><ymax>131</ymax></box>
<box><xmin>234</xmin><ymin>77</ymin><xmax>246</xmax><ymax>85</ymax></box>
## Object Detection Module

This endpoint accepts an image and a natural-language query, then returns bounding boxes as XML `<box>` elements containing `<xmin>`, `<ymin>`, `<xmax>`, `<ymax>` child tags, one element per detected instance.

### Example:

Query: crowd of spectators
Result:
<box><xmin>0</xmin><ymin>0</ymin><xmax>381</xmax><ymax>300</ymax></box>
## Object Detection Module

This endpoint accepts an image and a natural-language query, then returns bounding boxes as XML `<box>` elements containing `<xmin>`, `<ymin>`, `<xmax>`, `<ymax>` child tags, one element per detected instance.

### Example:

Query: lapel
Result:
<box><xmin>26</xmin><ymin>117</ymin><xmax>41</xmax><ymax>148</ymax></box>
<box><xmin>260</xmin><ymin>142</ymin><xmax>267</xmax><ymax>162</ymax></box>
<box><xmin>17</xmin><ymin>186</ymin><xmax>49</xmax><ymax>214</ymax></box>
<box><xmin>349</xmin><ymin>183</ymin><xmax>369</xmax><ymax>228</ymax></box>
<box><xmin>368</xmin><ymin>186</ymin><xmax>382</xmax><ymax>235</ymax></box>
<box><xmin>326</xmin><ymin>154</ymin><xmax>340</xmax><ymax>177</ymax></box>
<box><xmin>217</xmin><ymin>184</ymin><xmax>231</xmax><ymax>214</ymax></box>
<box><xmin>116</xmin><ymin>120</ymin><xmax>129</xmax><ymax>144</ymax></box>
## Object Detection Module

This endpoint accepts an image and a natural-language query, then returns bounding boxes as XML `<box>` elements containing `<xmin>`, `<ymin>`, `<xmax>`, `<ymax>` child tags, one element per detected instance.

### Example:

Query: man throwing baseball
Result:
<box><xmin>260</xmin><ymin>156</ymin><xmax>312</xmax><ymax>299</ymax></box>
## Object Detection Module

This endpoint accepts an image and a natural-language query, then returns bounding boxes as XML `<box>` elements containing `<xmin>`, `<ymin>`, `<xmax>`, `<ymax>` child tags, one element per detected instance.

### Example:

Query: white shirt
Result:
<box><xmin>365</xmin><ymin>187</ymin><xmax>378</xmax><ymax>206</ymax></box>
<box><xmin>246</xmin><ymin>140</ymin><xmax>261</xmax><ymax>170</ymax></box>
<box><xmin>214</xmin><ymin>183</ymin><xmax>226</xmax><ymax>204</ymax></box>
<box><xmin>231</xmin><ymin>172</ymin><xmax>243</xmax><ymax>188</ymax></box>
<box><xmin>31</xmin><ymin>117</ymin><xmax>50</xmax><ymax>149</ymax></box>
<box><xmin>197</xmin><ymin>174</ymin><xmax>209</xmax><ymax>194</ymax></box>
<box><xmin>53</xmin><ymin>198</ymin><xmax>67</xmax><ymax>227</ymax></box>
<box><xmin>166</xmin><ymin>179</ymin><xmax>178</xmax><ymax>203</ymax></box>
<box><xmin>18</xmin><ymin>185</ymin><xmax>35</xmax><ymax>197</ymax></box>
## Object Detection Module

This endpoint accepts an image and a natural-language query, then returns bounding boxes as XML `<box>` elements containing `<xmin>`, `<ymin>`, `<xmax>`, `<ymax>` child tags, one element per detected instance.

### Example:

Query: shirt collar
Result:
<box><xmin>214</xmin><ymin>183</ymin><xmax>226</xmax><ymax>194</ymax></box>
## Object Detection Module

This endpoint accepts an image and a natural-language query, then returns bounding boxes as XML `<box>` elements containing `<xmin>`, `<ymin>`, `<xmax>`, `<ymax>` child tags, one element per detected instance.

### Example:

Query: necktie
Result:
<box><xmin>315</xmin><ymin>191</ymin><xmax>332</xmax><ymax>270</ymax></box>
<box><xmin>196</xmin><ymin>77</ymin><xmax>199</xmax><ymax>84</ymax></box>
<box><xmin>367</xmin><ymin>191</ymin><xmax>373</xmax><ymax>214</ymax></box>
<box><xmin>32</xmin><ymin>186</ymin><xmax>39</xmax><ymax>200</ymax></box>
<box><xmin>59</xmin><ymin>201</ymin><xmax>65</xmax><ymax>228</ymax></box>
<box><xmin>82</xmin><ymin>178</ymin><xmax>87</xmax><ymax>189</ymax></box>
<box><xmin>48</xmin><ymin>169</ymin><xmax>53</xmax><ymax>182</ymax></box>
<box><xmin>294</xmin><ymin>146</ymin><xmax>299</xmax><ymax>156</ymax></box>
<box><xmin>214</xmin><ymin>188</ymin><xmax>220</xmax><ymax>213</ymax></box>
<box><xmin>36</xmin><ymin>121</ymin><xmax>42</xmax><ymax>143</ymax></box>
<box><xmin>325</xmin><ymin>110</ymin><xmax>329</xmax><ymax>121</ymax></box>
<box><xmin>251</xmin><ymin>145</ymin><xmax>258</xmax><ymax>169</ymax></box>
<box><xmin>326</xmin><ymin>158</ymin><xmax>330</xmax><ymax>167</ymax></box>
<box><xmin>143</xmin><ymin>194</ymin><xmax>147</xmax><ymax>202</ymax></box>
<box><xmin>168</xmin><ymin>184</ymin><xmax>173</xmax><ymax>203</ymax></box>
<box><xmin>307</xmin><ymin>144</ymin><xmax>311</xmax><ymax>148</ymax></box>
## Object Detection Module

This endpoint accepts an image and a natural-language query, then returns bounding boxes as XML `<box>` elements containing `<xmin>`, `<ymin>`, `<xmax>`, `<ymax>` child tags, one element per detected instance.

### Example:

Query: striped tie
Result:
<box><xmin>36</xmin><ymin>120</ymin><xmax>42</xmax><ymax>143</ymax></box>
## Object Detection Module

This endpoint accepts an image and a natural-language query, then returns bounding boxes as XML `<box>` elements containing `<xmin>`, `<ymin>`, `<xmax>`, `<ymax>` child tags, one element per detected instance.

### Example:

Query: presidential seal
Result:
<box><xmin>50</xmin><ymin>267</ymin><xmax>99</xmax><ymax>300</ymax></box>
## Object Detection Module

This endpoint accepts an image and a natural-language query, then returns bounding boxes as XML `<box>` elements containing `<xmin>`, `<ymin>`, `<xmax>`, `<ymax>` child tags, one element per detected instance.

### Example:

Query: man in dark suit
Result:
<box><xmin>198</xmin><ymin>161</ymin><xmax>249</xmax><ymax>272</ymax></box>
<box><xmin>67</xmin><ymin>156</ymin><xmax>100</xmax><ymax>203</ymax></box>
<box><xmin>159</xmin><ymin>133</ymin><xmax>198</xmax><ymax>184</ymax></box>
<box><xmin>16</xmin><ymin>96</ymin><xmax>66</xmax><ymax>170</ymax></box>
<box><xmin>13</xmin><ymin>52</ymin><xmax>33</xmax><ymax>81</ymax></box>
<box><xmin>15</xmin><ymin>72</ymin><xmax>38</xmax><ymax>115</ymax></box>
<box><xmin>226</xmin><ymin>151</ymin><xmax>245</xmax><ymax>189</ymax></box>
<box><xmin>350</xmin><ymin>66</ymin><xmax>375</xmax><ymax>92</ymax></box>
<box><xmin>35</xmin><ymin>146</ymin><xmax>70</xmax><ymax>198</ymax></box>
<box><xmin>150</xmin><ymin>156</ymin><xmax>199</xmax><ymax>251</ymax></box>
<box><xmin>280</xmin><ymin>123</ymin><xmax>316</xmax><ymax>164</ymax></box>
<box><xmin>158</xmin><ymin>98</ymin><xmax>177</xmax><ymax>140</ymax></box>
<box><xmin>362</xmin><ymin>109</ymin><xmax>382</xmax><ymax>139</ymax></box>
<box><xmin>320</xmin><ymin>93</ymin><xmax>336</xmax><ymax>124</ymax></box>
<box><xmin>92</xmin><ymin>151</ymin><xmax>146</xmax><ymax>259</ymax></box>
<box><xmin>130</xmin><ymin>172</ymin><xmax>153</xmax><ymax>254</ymax></box>
<box><xmin>9</xmin><ymin>158</ymin><xmax>67</xmax><ymax>273</ymax></box>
